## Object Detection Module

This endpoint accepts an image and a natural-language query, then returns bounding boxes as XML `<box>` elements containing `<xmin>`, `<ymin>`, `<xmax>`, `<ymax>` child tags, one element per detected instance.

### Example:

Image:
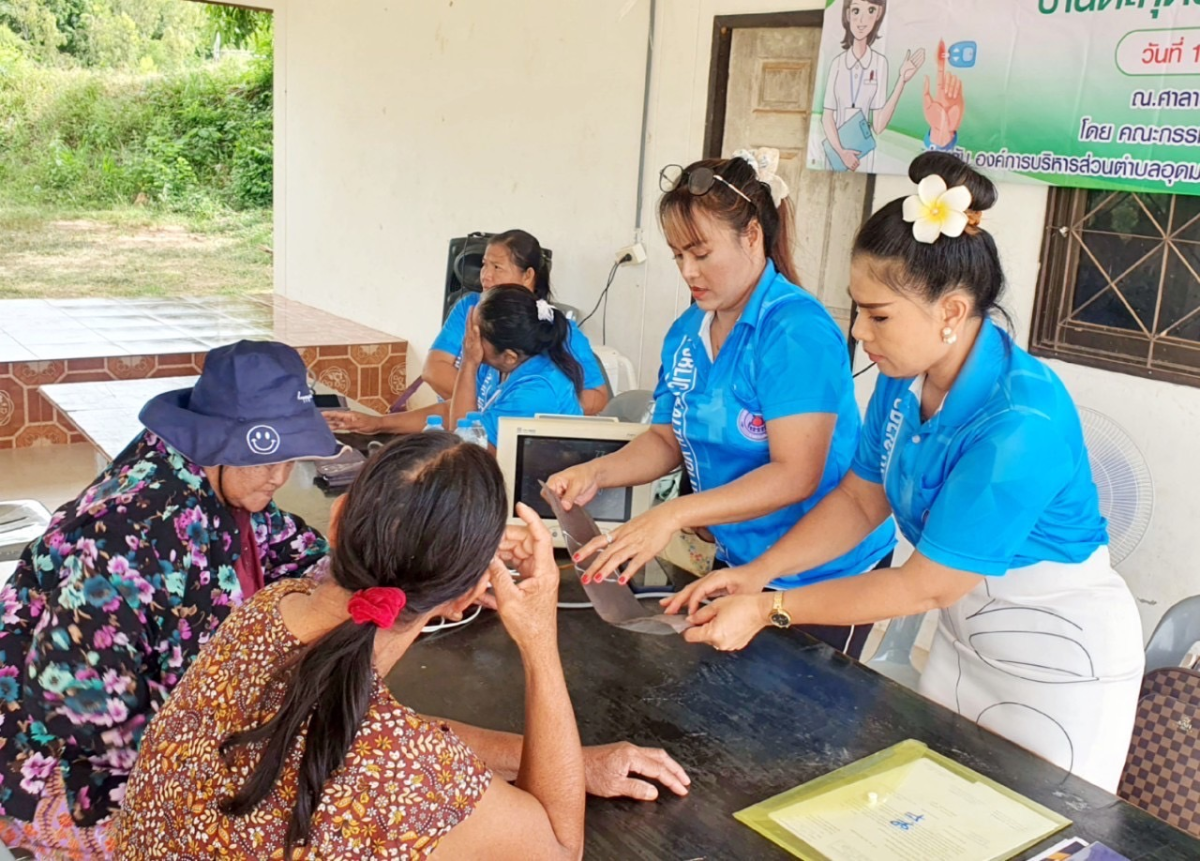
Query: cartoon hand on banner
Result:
<box><xmin>900</xmin><ymin>48</ymin><xmax>926</xmax><ymax>84</ymax></box>
<box><xmin>923</xmin><ymin>39</ymin><xmax>965</xmax><ymax>149</ymax></box>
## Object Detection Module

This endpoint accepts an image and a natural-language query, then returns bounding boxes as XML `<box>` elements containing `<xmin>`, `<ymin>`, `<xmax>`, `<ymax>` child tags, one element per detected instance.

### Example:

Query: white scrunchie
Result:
<box><xmin>733</xmin><ymin>147</ymin><xmax>790</xmax><ymax>208</ymax></box>
<box><xmin>536</xmin><ymin>299</ymin><xmax>556</xmax><ymax>323</ymax></box>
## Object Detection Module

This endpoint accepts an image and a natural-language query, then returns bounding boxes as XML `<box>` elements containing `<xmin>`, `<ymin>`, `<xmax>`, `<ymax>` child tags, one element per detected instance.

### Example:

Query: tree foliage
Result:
<box><xmin>0</xmin><ymin>2</ymin><xmax>275</xmax><ymax>212</ymax></box>
<box><xmin>0</xmin><ymin>0</ymin><xmax>272</xmax><ymax>71</ymax></box>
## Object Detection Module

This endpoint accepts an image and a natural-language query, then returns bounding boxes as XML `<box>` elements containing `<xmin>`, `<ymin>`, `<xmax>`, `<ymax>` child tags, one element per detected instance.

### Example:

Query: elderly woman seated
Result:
<box><xmin>0</xmin><ymin>343</ymin><xmax>687</xmax><ymax>858</ymax></box>
<box><xmin>114</xmin><ymin>434</ymin><xmax>672</xmax><ymax>858</ymax></box>
<box><xmin>0</xmin><ymin>341</ymin><xmax>340</xmax><ymax>856</ymax></box>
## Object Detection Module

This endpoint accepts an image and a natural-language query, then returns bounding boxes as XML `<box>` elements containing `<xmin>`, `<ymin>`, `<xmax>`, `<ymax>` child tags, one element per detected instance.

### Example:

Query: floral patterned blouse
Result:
<box><xmin>0</xmin><ymin>431</ymin><xmax>328</xmax><ymax>828</ymax></box>
<box><xmin>113</xmin><ymin>578</ymin><xmax>492</xmax><ymax>859</ymax></box>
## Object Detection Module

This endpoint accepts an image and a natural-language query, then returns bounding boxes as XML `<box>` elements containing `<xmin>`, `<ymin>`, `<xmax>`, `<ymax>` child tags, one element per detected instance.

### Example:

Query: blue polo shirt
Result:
<box><xmin>432</xmin><ymin>293</ymin><xmax>608</xmax><ymax>391</ymax></box>
<box><xmin>851</xmin><ymin>318</ymin><xmax>1108</xmax><ymax>575</ymax></box>
<box><xmin>651</xmin><ymin>260</ymin><xmax>895</xmax><ymax>584</ymax></box>
<box><xmin>475</xmin><ymin>353</ymin><xmax>583</xmax><ymax>446</ymax></box>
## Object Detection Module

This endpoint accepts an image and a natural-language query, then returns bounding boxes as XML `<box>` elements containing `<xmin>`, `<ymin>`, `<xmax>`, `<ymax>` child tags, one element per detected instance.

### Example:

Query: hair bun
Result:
<box><xmin>909</xmin><ymin>152</ymin><xmax>997</xmax><ymax>213</ymax></box>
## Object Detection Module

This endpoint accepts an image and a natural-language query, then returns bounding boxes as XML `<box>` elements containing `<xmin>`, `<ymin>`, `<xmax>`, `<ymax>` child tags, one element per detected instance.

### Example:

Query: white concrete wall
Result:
<box><xmin>273</xmin><ymin>0</ymin><xmax>652</xmax><ymax>371</ymax></box>
<box><xmin>272</xmin><ymin>0</ymin><xmax>822</xmax><ymax>385</ymax></box>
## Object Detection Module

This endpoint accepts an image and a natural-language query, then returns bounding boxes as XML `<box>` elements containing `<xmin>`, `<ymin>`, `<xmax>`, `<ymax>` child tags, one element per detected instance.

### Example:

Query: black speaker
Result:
<box><xmin>443</xmin><ymin>232</ymin><xmax>553</xmax><ymax>322</ymax></box>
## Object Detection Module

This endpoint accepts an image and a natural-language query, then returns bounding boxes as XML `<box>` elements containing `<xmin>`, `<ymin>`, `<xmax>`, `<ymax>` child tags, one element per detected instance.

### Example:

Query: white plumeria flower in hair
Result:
<box><xmin>732</xmin><ymin>147</ymin><xmax>790</xmax><ymax>208</ymax></box>
<box><xmin>902</xmin><ymin>175</ymin><xmax>972</xmax><ymax>244</ymax></box>
<box><xmin>535</xmin><ymin>299</ymin><xmax>556</xmax><ymax>323</ymax></box>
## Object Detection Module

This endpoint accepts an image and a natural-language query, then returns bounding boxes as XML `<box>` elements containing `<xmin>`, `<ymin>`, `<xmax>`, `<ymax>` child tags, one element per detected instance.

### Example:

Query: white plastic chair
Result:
<box><xmin>0</xmin><ymin>499</ymin><xmax>50</xmax><ymax>563</ymax></box>
<box><xmin>865</xmin><ymin>613</ymin><xmax>925</xmax><ymax>690</ymax></box>
<box><xmin>592</xmin><ymin>345</ymin><xmax>638</xmax><ymax>397</ymax></box>
<box><xmin>1144</xmin><ymin>595</ymin><xmax>1200</xmax><ymax>672</ymax></box>
<box><xmin>600</xmin><ymin>390</ymin><xmax>655</xmax><ymax>424</ymax></box>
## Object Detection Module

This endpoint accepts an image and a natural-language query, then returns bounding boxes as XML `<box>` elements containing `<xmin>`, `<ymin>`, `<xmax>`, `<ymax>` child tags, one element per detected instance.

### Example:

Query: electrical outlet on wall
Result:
<box><xmin>616</xmin><ymin>242</ymin><xmax>647</xmax><ymax>266</ymax></box>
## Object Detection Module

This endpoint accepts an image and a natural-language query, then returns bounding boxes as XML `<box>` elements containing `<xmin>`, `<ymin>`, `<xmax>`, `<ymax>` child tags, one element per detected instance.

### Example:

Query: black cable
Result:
<box><xmin>602</xmin><ymin>287</ymin><xmax>610</xmax><ymax>344</ymax></box>
<box><xmin>853</xmin><ymin>362</ymin><xmax>877</xmax><ymax>378</ymax></box>
<box><xmin>580</xmin><ymin>258</ymin><xmax>624</xmax><ymax>329</ymax></box>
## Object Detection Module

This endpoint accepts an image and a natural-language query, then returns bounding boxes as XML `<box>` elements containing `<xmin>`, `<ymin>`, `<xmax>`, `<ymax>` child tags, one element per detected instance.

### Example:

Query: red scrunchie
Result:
<box><xmin>347</xmin><ymin>587</ymin><xmax>407</xmax><ymax>629</ymax></box>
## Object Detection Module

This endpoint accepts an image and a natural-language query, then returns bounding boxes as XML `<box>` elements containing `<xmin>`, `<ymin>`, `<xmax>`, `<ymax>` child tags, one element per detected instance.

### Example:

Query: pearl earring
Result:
<box><xmin>941</xmin><ymin>327</ymin><xmax>957</xmax><ymax>345</ymax></box>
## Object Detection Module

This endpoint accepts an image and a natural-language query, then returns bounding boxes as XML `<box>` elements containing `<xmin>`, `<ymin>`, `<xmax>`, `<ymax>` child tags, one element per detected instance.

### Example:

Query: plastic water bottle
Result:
<box><xmin>422</xmin><ymin>415</ymin><xmax>445</xmax><ymax>433</ymax></box>
<box><xmin>454</xmin><ymin>418</ymin><xmax>475</xmax><ymax>444</ymax></box>
<box><xmin>467</xmin><ymin>411</ymin><xmax>488</xmax><ymax>448</ymax></box>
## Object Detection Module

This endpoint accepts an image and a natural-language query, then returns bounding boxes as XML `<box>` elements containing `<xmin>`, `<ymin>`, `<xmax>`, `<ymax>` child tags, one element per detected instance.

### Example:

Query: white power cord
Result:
<box><xmin>420</xmin><ymin>604</ymin><xmax>483</xmax><ymax>635</ymax></box>
<box><xmin>558</xmin><ymin>590</ymin><xmax>676</xmax><ymax>610</ymax></box>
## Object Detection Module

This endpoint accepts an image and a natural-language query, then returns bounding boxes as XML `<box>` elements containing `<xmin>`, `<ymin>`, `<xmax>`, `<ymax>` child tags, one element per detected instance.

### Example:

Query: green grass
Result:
<box><xmin>0</xmin><ymin>203</ymin><xmax>273</xmax><ymax>299</ymax></box>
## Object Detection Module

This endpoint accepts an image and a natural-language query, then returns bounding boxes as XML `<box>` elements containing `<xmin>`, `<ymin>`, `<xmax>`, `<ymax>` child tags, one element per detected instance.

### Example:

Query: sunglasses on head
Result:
<box><xmin>659</xmin><ymin>164</ymin><xmax>753</xmax><ymax>205</ymax></box>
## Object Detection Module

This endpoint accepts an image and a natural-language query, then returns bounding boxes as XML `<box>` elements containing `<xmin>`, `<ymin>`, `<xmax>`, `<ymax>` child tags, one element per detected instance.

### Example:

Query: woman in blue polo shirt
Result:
<box><xmin>423</xmin><ymin>229</ymin><xmax>609</xmax><ymax>414</ymax></box>
<box><xmin>548</xmin><ymin>149</ymin><xmax>894</xmax><ymax>658</ymax></box>
<box><xmin>667</xmin><ymin>152</ymin><xmax>1143</xmax><ymax>791</ymax></box>
<box><xmin>326</xmin><ymin>285</ymin><xmax>583</xmax><ymax>444</ymax></box>
<box><xmin>449</xmin><ymin>285</ymin><xmax>583</xmax><ymax>447</ymax></box>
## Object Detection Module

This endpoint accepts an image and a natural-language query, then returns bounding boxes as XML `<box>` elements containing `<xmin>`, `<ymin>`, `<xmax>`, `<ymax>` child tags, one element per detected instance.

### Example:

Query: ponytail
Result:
<box><xmin>219</xmin><ymin>621</ymin><xmax>375</xmax><ymax>857</ymax></box>
<box><xmin>542</xmin><ymin>310</ymin><xmax>584</xmax><ymax>392</ymax></box>
<box><xmin>219</xmin><ymin>434</ymin><xmax>506</xmax><ymax>857</ymax></box>
<box><xmin>478</xmin><ymin>285</ymin><xmax>584</xmax><ymax>392</ymax></box>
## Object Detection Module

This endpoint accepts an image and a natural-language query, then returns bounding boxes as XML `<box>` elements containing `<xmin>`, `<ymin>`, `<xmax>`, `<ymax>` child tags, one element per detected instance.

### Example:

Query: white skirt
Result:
<box><xmin>918</xmin><ymin>546</ymin><xmax>1144</xmax><ymax>792</ymax></box>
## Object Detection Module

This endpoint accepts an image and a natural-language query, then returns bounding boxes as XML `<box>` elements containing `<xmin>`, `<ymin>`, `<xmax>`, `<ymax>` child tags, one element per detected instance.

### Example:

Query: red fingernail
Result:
<box><xmin>618</xmin><ymin>576</ymin><xmax>628</xmax><ymax>586</ymax></box>
<box><xmin>581</xmin><ymin>575</ymin><xmax>590</xmax><ymax>585</ymax></box>
<box><xmin>572</xmin><ymin>553</ymin><xmax>581</xmax><ymax>562</ymax></box>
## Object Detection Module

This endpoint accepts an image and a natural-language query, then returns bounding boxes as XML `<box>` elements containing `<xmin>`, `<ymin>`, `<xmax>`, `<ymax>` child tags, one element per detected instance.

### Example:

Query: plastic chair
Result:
<box><xmin>865</xmin><ymin>613</ymin><xmax>926</xmax><ymax>690</ymax></box>
<box><xmin>592</xmin><ymin>345</ymin><xmax>638</xmax><ymax>396</ymax></box>
<box><xmin>0</xmin><ymin>499</ymin><xmax>50</xmax><ymax>563</ymax></box>
<box><xmin>600</xmin><ymin>390</ymin><xmax>655</xmax><ymax>424</ymax></box>
<box><xmin>556</xmin><ymin>302</ymin><xmax>584</xmax><ymax>322</ymax></box>
<box><xmin>1144</xmin><ymin>595</ymin><xmax>1200</xmax><ymax>672</ymax></box>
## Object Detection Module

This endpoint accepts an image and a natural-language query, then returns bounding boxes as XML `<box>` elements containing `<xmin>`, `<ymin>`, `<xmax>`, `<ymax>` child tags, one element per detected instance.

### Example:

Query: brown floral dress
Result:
<box><xmin>112</xmin><ymin>579</ymin><xmax>491</xmax><ymax>859</ymax></box>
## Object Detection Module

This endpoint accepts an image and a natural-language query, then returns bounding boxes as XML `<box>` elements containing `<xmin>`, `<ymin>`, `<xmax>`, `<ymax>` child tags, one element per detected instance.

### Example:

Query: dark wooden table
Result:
<box><xmin>389</xmin><ymin>590</ymin><xmax>1199</xmax><ymax>861</ymax></box>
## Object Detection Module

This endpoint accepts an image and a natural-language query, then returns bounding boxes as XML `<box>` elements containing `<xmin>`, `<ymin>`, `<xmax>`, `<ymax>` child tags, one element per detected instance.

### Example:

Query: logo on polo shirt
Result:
<box><xmin>880</xmin><ymin>397</ymin><xmax>905</xmax><ymax>473</ymax></box>
<box><xmin>246</xmin><ymin>425</ymin><xmax>281</xmax><ymax>456</ymax></box>
<box><xmin>736</xmin><ymin>410</ymin><xmax>768</xmax><ymax>442</ymax></box>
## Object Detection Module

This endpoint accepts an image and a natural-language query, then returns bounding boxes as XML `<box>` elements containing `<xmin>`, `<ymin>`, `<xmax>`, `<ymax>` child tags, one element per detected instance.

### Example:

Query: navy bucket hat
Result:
<box><xmin>139</xmin><ymin>340</ymin><xmax>343</xmax><ymax>467</ymax></box>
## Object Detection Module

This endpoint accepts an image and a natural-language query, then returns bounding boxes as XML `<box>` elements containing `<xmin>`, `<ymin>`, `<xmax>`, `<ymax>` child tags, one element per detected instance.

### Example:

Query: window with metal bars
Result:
<box><xmin>1031</xmin><ymin>188</ymin><xmax>1200</xmax><ymax>387</ymax></box>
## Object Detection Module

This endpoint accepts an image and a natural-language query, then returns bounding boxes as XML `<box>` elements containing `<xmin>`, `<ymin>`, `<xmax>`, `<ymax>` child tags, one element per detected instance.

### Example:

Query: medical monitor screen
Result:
<box><xmin>515</xmin><ymin>435</ymin><xmax>633</xmax><ymax>523</ymax></box>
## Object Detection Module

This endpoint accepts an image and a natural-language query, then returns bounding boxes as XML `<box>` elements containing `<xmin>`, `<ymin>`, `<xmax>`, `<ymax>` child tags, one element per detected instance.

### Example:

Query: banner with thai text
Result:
<box><xmin>808</xmin><ymin>0</ymin><xmax>1200</xmax><ymax>195</ymax></box>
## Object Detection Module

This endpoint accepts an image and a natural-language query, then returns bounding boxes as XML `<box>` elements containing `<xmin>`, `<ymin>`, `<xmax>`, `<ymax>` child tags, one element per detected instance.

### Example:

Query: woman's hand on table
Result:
<box><xmin>545</xmin><ymin>462</ymin><xmax>604</xmax><ymax>511</ymax></box>
<box><xmin>582</xmin><ymin>742</ymin><xmax>690</xmax><ymax>801</ymax></box>
<box><xmin>576</xmin><ymin>503</ymin><xmax>681</xmax><ymax>585</ymax></box>
<box><xmin>324</xmin><ymin>410</ymin><xmax>381</xmax><ymax>434</ymax></box>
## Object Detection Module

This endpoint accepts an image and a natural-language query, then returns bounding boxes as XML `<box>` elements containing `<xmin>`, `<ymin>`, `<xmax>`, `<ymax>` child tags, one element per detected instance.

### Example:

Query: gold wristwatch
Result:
<box><xmin>769</xmin><ymin>591</ymin><xmax>792</xmax><ymax>629</ymax></box>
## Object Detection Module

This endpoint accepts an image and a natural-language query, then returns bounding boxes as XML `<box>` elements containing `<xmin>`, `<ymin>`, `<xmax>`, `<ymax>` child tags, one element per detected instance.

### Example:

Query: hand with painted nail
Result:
<box><xmin>575</xmin><ymin>502</ymin><xmax>681</xmax><ymax>585</ymax></box>
<box><xmin>545</xmin><ymin>461</ymin><xmax>604</xmax><ymax>512</ymax></box>
<box><xmin>660</xmin><ymin>564</ymin><xmax>772</xmax><ymax>619</ymax></box>
<box><xmin>681</xmin><ymin>592</ymin><xmax>773</xmax><ymax>651</ymax></box>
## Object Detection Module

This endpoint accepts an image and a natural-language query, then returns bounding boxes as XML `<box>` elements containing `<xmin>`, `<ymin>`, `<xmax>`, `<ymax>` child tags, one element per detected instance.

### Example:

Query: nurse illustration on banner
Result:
<box><xmin>822</xmin><ymin>0</ymin><xmax>925</xmax><ymax>172</ymax></box>
<box><xmin>665</xmin><ymin>152</ymin><xmax>1144</xmax><ymax>792</ymax></box>
<box><xmin>548</xmin><ymin>148</ymin><xmax>895</xmax><ymax>659</ymax></box>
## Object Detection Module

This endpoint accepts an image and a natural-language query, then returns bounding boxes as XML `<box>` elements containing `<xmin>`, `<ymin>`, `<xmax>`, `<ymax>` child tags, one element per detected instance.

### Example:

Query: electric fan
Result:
<box><xmin>1079</xmin><ymin>406</ymin><xmax>1154</xmax><ymax>566</ymax></box>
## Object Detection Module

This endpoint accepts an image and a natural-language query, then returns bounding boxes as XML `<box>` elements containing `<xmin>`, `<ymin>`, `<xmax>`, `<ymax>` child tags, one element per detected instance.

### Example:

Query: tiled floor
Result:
<box><xmin>0</xmin><ymin>295</ymin><xmax>394</xmax><ymax>360</ymax></box>
<box><xmin>0</xmin><ymin>295</ymin><xmax>408</xmax><ymax>449</ymax></box>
